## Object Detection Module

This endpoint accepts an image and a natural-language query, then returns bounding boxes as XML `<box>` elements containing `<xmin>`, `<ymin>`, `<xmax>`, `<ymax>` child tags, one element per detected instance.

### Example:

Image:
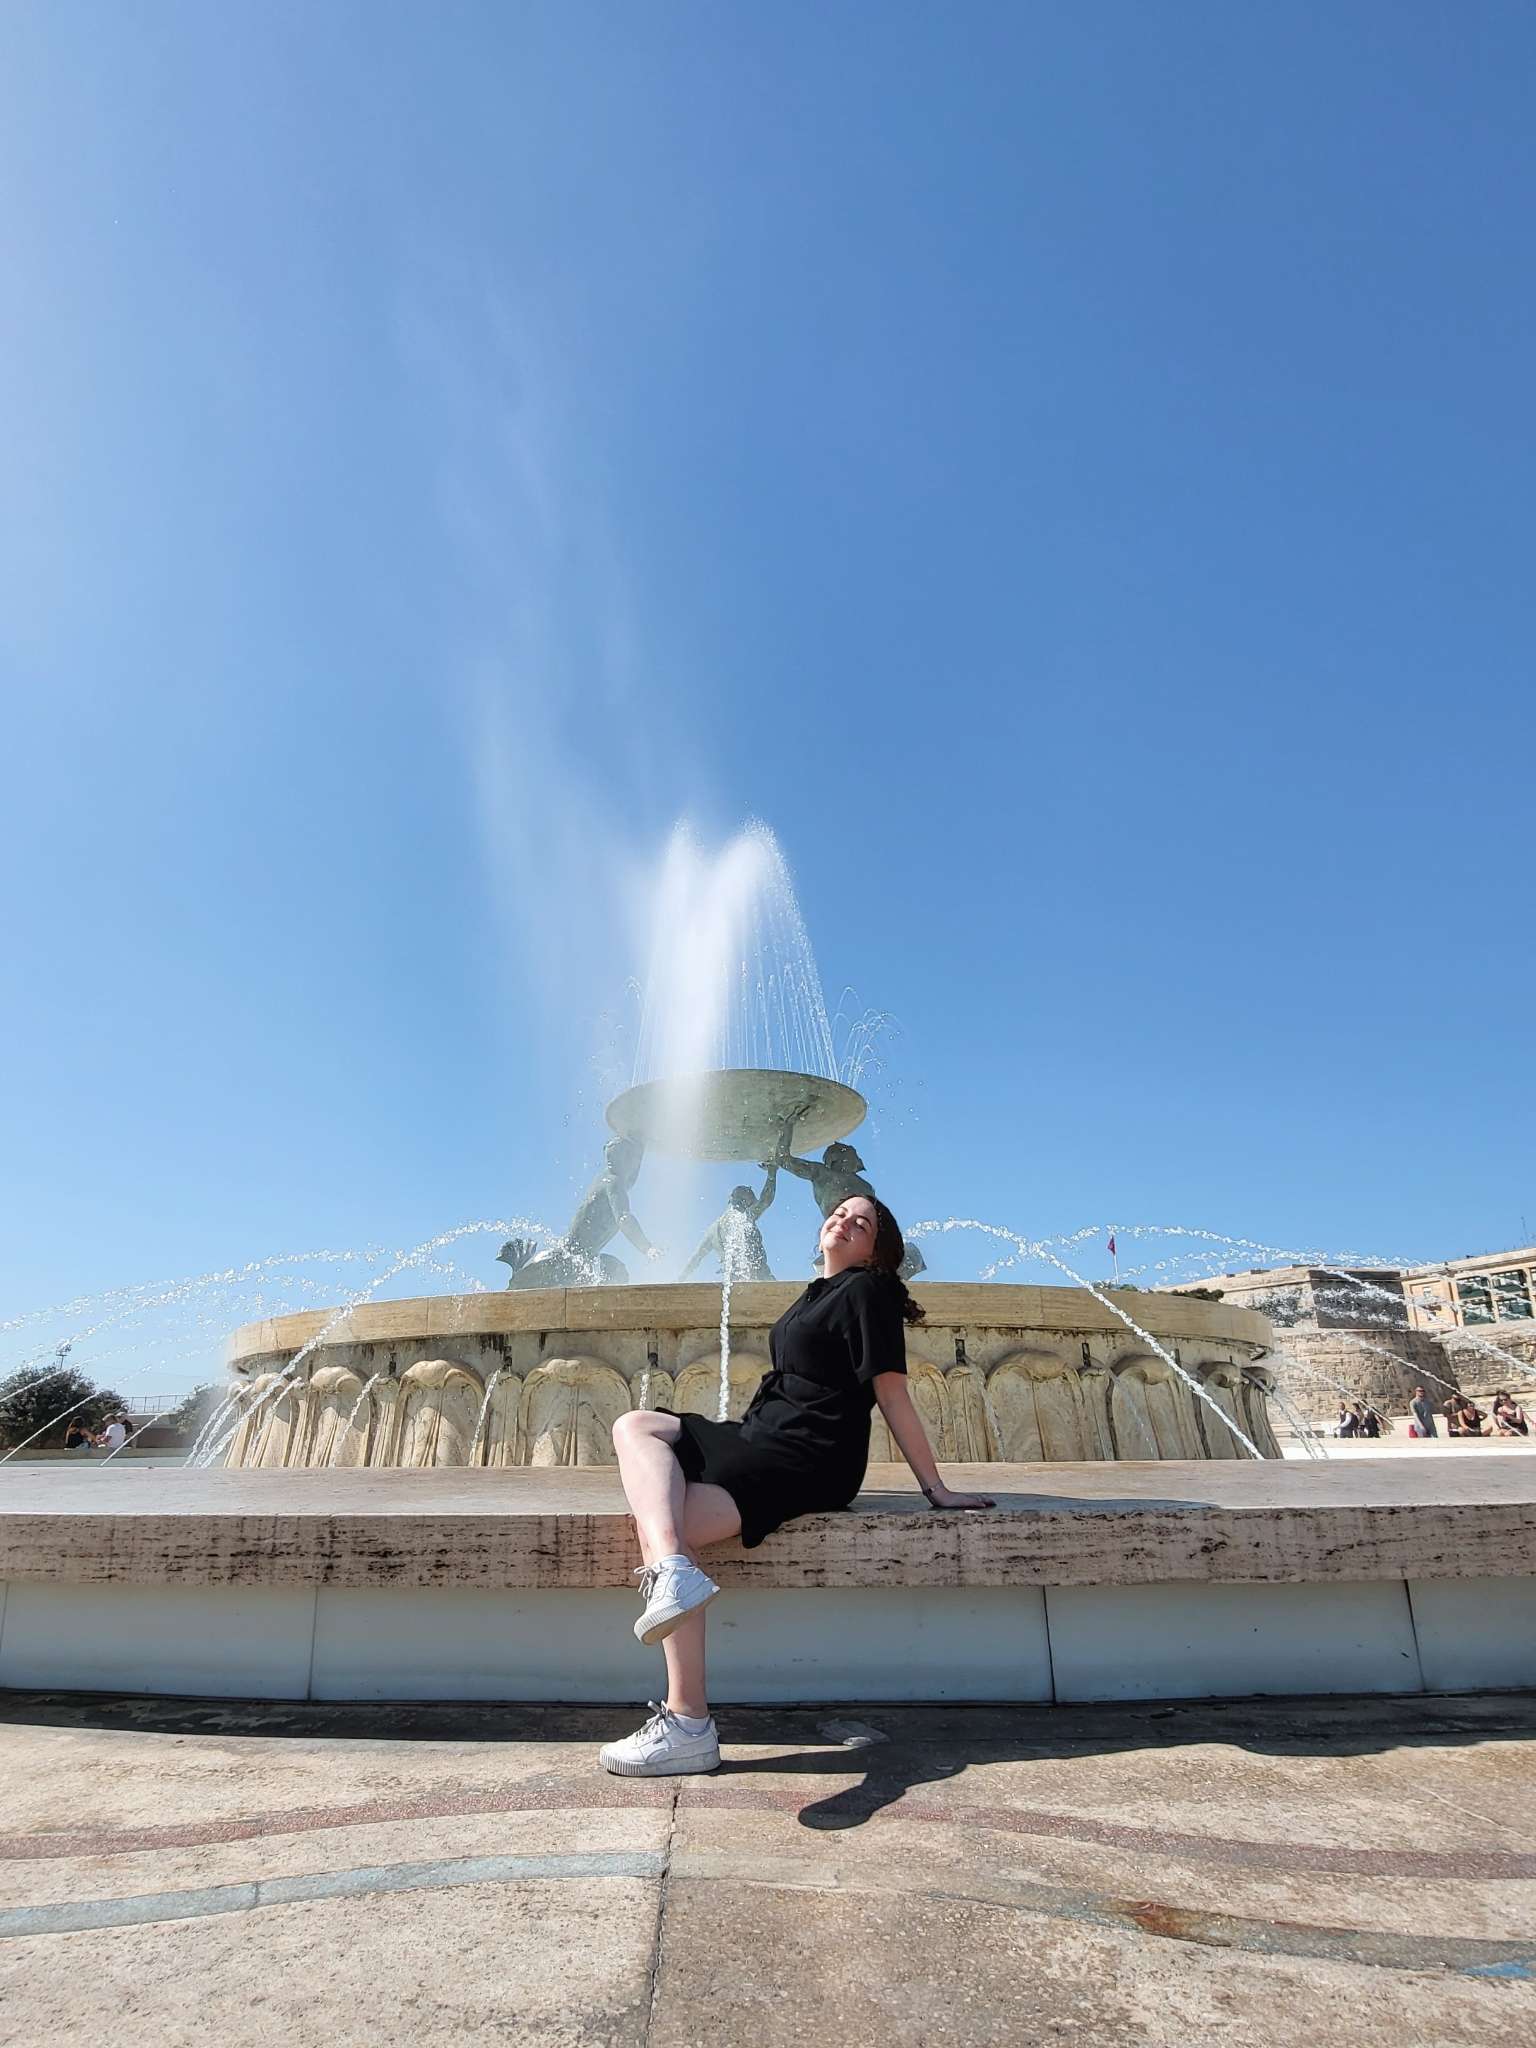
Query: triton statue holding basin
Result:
<box><xmin>223</xmin><ymin>1063</ymin><xmax>1283</xmax><ymax>1471</ymax></box>
<box><xmin>679</xmin><ymin>1167</ymin><xmax>779</xmax><ymax>1283</ymax></box>
<box><xmin>771</xmin><ymin>1117</ymin><xmax>874</xmax><ymax>1214</ymax></box>
<box><xmin>499</xmin><ymin>1135</ymin><xmax>661</xmax><ymax>1288</ymax></box>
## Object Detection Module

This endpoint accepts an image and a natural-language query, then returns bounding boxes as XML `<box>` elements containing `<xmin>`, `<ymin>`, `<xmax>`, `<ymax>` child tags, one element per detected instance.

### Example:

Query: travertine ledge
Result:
<box><xmin>4</xmin><ymin>1459</ymin><xmax>1533</xmax><ymax>1592</ymax></box>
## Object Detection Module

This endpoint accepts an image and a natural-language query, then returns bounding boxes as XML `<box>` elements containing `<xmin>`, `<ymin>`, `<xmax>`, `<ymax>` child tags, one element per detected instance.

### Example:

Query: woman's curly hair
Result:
<box><xmin>864</xmin><ymin>1198</ymin><xmax>926</xmax><ymax>1325</ymax></box>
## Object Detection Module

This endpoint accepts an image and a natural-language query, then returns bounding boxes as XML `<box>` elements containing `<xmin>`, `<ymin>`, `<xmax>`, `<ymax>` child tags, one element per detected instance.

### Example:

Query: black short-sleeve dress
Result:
<box><xmin>667</xmin><ymin>1266</ymin><xmax>908</xmax><ymax>1547</ymax></box>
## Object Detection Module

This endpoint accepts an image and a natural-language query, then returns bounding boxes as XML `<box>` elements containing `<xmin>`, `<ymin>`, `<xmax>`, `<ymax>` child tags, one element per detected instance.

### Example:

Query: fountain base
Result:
<box><xmin>1</xmin><ymin>1460</ymin><xmax>1532</xmax><ymax>1702</ymax></box>
<box><xmin>215</xmin><ymin>1282</ymin><xmax>1285</xmax><ymax>1469</ymax></box>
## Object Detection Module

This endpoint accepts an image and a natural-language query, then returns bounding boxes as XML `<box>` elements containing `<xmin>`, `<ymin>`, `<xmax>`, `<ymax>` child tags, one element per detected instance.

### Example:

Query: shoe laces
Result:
<box><xmin>638</xmin><ymin>1701</ymin><xmax>676</xmax><ymax>1742</ymax></box>
<box><xmin>635</xmin><ymin>1560</ymin><xmax>690</xmax><ymax>1601</ymax></box>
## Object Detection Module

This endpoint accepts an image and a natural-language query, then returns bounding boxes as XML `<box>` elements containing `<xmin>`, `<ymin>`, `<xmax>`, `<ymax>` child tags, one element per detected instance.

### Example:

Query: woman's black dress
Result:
<box><xmin>667</xmin><ymin>1267</ymin><xmax>908</xmax><ymax>1547</ymax></box>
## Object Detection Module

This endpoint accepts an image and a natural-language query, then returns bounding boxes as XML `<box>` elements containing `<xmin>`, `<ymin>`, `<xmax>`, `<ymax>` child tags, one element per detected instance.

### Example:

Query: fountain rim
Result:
<box><xmin>225</xmin><ymin>1283</ymin><xmax>1276</xmax><ymax>1366</ymax></box>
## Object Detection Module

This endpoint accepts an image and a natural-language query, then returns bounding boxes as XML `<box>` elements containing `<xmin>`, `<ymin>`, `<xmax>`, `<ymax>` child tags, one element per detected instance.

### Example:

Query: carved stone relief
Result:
<box><xmin>945</xmin><ymin>1362</ymin><xmax>1001</xmax><ymax>1462</ymax></box>
<box><xmin>988</xmin><ymin>1350</ymin><xmax>1096</xmax><ymax>1462</ymax></box>
<box><xmin>396</xmin><ymin>1359</ymin><xmax>486</xmax><ymax>1469</ymax></box>
<box><xmin>302</xmin><ymin>1365</ymin><xmax>373</xmax><ymax>1469</ymax></box>
<box><xmin>867</xmin><ymin>1357</ymin><xmax>950</xmax><ymax>1462</ymax></box>
<box><xmin>672</xmin><ymin>1354</ymin><xmax>769</xmax><ymax>1424</ymax></box>
<box><xmin>478</xmin><ymin>1371</ymin><xmax>526</xmax><ymax>1468</ymax></box>
<box><xmin>1111</xmin><ymin>1356</ymin><xmax>1204</xmax><ymax>1461</ymax></box>
<box><xmin>521</xmin><ymin>1357</ymin><xmax>632</xmax><ymax>1468</ymax></box>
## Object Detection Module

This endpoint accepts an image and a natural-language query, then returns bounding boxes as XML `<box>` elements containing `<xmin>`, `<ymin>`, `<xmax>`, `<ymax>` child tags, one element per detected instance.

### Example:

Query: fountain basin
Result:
<box><xmin>218</xmin><ymin>1282</ymin><xmax>1284</xmax><ymax>1470</ymax></box>
<box><xmin>605</xmin><ymin>1068</ymin><xmax>866</xmax><ymax>1161</ymax></box>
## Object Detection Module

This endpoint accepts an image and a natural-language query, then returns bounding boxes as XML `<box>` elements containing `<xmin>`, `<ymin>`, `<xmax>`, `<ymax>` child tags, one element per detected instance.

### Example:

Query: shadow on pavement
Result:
<box><xmin>2</xmin><ymin>1687</ymin><xmax>1533</xmax><ymax>1832</ymax></box>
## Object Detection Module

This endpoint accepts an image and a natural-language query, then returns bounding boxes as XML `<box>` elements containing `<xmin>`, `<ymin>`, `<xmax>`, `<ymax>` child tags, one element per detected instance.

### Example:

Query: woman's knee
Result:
<box><xmin>612</xmin><ymin>1408</ymin><xmax>673</xmax><ymax>1452</ymax></box>
<box><xmin>611</xmin><ymin>1409</ymin><xmax>647</xmax><ymax>1452</ymax></box>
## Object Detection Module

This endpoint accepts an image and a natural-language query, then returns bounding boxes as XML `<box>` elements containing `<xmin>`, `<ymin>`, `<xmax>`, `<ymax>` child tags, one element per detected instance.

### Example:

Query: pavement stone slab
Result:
<box><xmin>0</xmin><ymin>1692</ymin><xmax>1530</xmax><ymax>2047</ymax></box>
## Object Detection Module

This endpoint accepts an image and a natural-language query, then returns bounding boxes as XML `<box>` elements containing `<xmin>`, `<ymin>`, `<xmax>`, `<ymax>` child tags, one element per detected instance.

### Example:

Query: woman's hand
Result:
<box><xmin>924</xmin><ymin>1483</ymin><xmax>995</xmax><ymax>1511</ymax></box>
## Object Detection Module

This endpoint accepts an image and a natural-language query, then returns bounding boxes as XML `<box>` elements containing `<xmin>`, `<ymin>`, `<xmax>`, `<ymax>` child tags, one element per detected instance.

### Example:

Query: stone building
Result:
<box><xmin>1402</xmin><ymin>1247</ymin><xmax>1535</xmax><ymax>1332</ymax></box>
<box><xmin>1401</xmin><ymin>1246</ymin><xmax>1536</xmax><ymax>1388</ymax></box>
<box><xmin>1163</xmin><ymin>1243</ymin><xmax>1536</xmax><ymax>1428</ymax></box>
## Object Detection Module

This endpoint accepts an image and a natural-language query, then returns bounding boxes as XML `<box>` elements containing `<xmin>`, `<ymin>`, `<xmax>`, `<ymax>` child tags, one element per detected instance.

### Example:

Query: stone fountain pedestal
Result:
<box><xmin>217</xmin><ymin>1282</ymin><xmax>1284</xmax><ymax>1471</ymax></box>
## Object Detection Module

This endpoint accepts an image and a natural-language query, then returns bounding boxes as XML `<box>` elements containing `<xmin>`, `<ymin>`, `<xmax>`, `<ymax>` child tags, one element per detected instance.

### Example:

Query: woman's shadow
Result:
<box><xmin>719</xmin><ymin>1724</ymin><xmax>966</xmax><ymax>1830</ymax></box>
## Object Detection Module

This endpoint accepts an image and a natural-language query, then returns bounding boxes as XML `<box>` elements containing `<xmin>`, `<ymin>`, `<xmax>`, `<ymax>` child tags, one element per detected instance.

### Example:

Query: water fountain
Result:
<box><xmin>215</xmin><ymin>818</ymin><xmax>1284</xmax><ymax>1473</ymax></box>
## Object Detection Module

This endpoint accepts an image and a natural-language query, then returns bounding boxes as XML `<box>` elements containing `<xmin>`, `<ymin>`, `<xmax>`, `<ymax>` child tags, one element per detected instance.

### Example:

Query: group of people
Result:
<box><xmin>1333</xmin><ymin>1399</ymin><xmax>1385</xmax><ymax>1438</ymax></box>
<box><xmin>61</xmin><ymin>1416</ymin><xmax>129</xmax><ymax>1452</ymax></box>
<box><xmin>1333</xmin><ymin>1386</ymin><xmax>1532</xmax><ymax>1440</ymax></box>
<box><xmin>1408</xmin><ymin>1386</ymin><xmax>1530</xmax><ymax>1438</ymax></box>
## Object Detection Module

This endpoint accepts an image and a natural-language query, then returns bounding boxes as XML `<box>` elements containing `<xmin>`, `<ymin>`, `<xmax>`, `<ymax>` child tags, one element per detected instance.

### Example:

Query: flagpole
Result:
<box><xmin>1109</xmin><ymin>1233</ymin><xmax>1120</xmax><ymax>1286</ymax></box>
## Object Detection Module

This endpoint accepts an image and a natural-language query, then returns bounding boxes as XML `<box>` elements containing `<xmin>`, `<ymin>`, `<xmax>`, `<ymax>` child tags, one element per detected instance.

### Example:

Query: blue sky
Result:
<box><xmin>3</xmin><ymin>3</ymin><xmax>1533</xmax><ymax>1389</ymax></box>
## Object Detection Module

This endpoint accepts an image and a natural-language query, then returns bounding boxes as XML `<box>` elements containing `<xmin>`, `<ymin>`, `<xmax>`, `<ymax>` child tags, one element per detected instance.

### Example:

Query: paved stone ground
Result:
<box><xmin>0</xmin><ymin>1690</ymin><xmax>1530</xmax><ymax>2047</ymax></box>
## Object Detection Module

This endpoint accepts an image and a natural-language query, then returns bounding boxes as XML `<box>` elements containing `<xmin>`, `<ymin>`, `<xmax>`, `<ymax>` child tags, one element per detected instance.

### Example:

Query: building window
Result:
<box><xmin>1456</xmin><ymin>1276</ymin><xmax>1496</xmax><ymax>1325</ymax></box>
<box><xmin>1491</xmin><ymin>1269</ymin><xmax>1533</xmax><ymax>1321</ymax></box>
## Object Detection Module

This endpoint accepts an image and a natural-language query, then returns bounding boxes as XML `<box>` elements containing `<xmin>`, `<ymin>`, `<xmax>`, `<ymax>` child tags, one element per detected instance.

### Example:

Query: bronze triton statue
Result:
<box><xmin>768</xmin><ymin>1115</ymin><xmax>925</xmax><ymax>1279</ymax></box>
<box><xmin>500</xmin><ymin>1136</ymin><xmax>662</xmax><ymax>1288</ymax></box>
<box><xmin>678</xmin><ymin>1166</ymin><xmax>778</xmax><ymax>1282</ymax></box>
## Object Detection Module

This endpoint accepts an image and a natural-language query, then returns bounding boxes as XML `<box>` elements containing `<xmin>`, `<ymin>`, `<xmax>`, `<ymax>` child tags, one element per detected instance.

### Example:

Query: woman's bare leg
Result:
<box><xmin>661</xmin><ymin>1608</ymin><xmax>709</xmax><ymax>1718</ymax></box>
<box><xmin>660</xmin><ymin>1482</ymin><xmax>743</xmax><ymax>1717</ymax></box>
<box><xmin>612</xmin><ymin>1410</ymin><xmax>689</xmax><ymax>1562</ymax></box>
<box><xmin>612</xmin><ymin>1412</ymin><xmax>743</xmax><ymax>1718</ymax></box>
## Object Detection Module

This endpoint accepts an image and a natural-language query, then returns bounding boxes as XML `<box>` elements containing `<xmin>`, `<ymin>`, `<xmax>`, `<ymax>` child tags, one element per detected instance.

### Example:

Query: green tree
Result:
<box><xmin>165</xmin><ymin>1383</ymin><xmax>223</xmax><ymax>1438</ymax></box>
<box><xmin>0</xmin><ymin>1361</ymin><xmax>129</xmax><ymax>1450</ymax></box>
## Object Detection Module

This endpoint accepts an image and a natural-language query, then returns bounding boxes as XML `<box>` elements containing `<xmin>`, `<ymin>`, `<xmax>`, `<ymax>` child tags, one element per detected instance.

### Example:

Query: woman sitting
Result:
<box><xmin>1452</xmin><ymin>1397</ymin><xmax>1487</xmax><ymax>1438</ymax></box>
<box><xmin>1490</xmin><ymin>1391</ymin><xmax>1530</xmax><ymax>1437</ymax></box>
<box><xmin>601</xmin><ymin>1194</ymin><xmax>993</xmax><ymax>1776</ymax></box>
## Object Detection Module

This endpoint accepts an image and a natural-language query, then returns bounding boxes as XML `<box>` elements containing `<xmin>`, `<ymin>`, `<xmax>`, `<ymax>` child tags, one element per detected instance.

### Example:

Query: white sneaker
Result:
<box><xmin>632</xmin><ymin>1557</ymin><xmax>719</xmax><ymax>1645</ymax></box>
<box><xmin>600</xmin><ymin>1702</ymin><xmax>720</xmax><ymax>1777</ymax></box>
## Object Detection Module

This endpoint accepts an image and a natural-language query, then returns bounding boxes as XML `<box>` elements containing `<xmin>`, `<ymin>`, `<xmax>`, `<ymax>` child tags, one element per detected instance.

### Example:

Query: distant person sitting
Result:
<box><xmin>100</xmin><ymin>1416</ymin><xmax>129</xmax><ymax>1453</ymax></box>
<box><xmin>63</xmin><ymin>1420</ymin><xmax>94</xmax><ymax>1451</ymax></box>
<box><xmin>678</xmin><ymin>1168</ymin><xmax>778</xmax><ymax>1283</ymax></box>
<box><xmin>1451</xmin><ymin>1398</ymin><xmax>1487</xmax><ymax>1438</ymax></box>
<box><xmin>1357</xmin><ymin>1403</ymin><xmax>1382</xmax><ymax>1440</ymax></box>
<box><xmin>1490</xmin><ymin>1391</ymin><xmax>1530</xmax><ymax>1437</ymax></box>
<box><xmin>1442</xmin><ymin>1394</ymin><xmax>1462</xmax><ymax>1434</ymax></box>
<box><xmin>1409</xmin><ymin>1387</ymin><xmax>1439</xmax><ymax>1438</ymax></box>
